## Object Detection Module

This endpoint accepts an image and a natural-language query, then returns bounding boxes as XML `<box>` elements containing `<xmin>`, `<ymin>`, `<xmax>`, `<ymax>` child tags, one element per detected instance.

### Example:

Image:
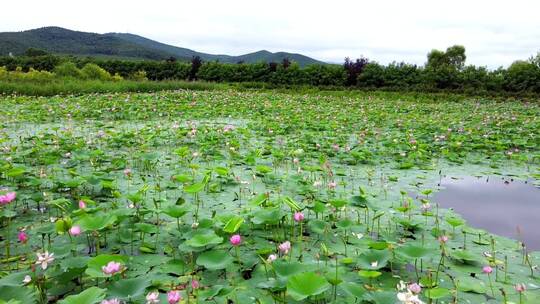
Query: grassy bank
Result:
<box><xmin>0</xmin><ymin>79</ymin><xmax>229</xmax><ymax>96</ymax></box>
<box><xmin>1</xmin><ymin>78</ymin><xmax>539</xmax><ymax>103</ymax></box>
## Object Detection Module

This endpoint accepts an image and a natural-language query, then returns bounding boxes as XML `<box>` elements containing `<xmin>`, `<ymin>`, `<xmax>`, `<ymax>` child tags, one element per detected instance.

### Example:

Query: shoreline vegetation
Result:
<box><xmin>1</xmin><ymin>44</ymin><xmax>539</xmax><ymax>97</ymax></box>
<box><xmin>1</xmin><ymin>78</ymin><xmax>540</xmax><ymax>100</ymax></box>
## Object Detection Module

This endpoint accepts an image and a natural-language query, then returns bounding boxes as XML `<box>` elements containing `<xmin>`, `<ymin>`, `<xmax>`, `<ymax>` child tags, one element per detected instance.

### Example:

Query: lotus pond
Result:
<box><xmin>0</xmin><ymin>90</ymin><xmax>539</xmax><ymax>304</ymax></box>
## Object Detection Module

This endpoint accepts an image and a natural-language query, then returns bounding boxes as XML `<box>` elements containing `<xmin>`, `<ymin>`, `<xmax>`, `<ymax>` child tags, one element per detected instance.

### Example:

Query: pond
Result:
<box><xmin>433</xmin><ymin>175</ymin><xmax>540</xmax><ymax>251</ymax></box>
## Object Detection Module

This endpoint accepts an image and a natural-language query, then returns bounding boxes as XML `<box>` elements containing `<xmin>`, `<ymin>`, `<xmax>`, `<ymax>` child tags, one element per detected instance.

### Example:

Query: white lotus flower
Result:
<box><xmin>35</xmin><ymin>251</ymin><xmax>54</xmax><ymax>270</ymax></box>
<box><xmin>23</xmin><ymin>275</ymin><xmax>32</xmax><ymax>284</ymax></box>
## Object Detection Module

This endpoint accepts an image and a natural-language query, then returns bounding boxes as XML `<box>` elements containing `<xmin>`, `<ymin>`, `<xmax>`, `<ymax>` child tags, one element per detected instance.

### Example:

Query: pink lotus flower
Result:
<box><xmin>102</xmin><ymin>261</ymin><xmax>123</xmax><ymax>275</ymax></box>
<box><xmin>438</xmin><ymin>235</ymin><xmax>449</xmax><ymax>244</ymax></box>
<box><xmin>101</xmin><ymin>299</ymin><xmax>121</xmax><ymax>304</ymax></box>
<box><xmin>191</xmin><ymin>279</ymin><xmax>200</xmax><ymax>289</ymax></box>
<box><xmin>294</xmin><ymin>212</ymin><xmax>305</xmax><ymax>222</ymax></box>
<box><xmin>267</xmin><ymin>254</ymin><xmax>278</xmax><ymax>263</ymax></box>
<box><xmin>421</xmin><ymin>203</ymin><xmax>431</xmax><ymax>213</ymax></box>
<box><xmin>146</xmin><ymin>291</ymin><xmax>160</xmax><ymax>304</ymax></box>
<box><xmin>18</xmin><ymin>231</ymin><xmax>28</xmax><ymax>244</ymax></box>
<box><xmin>230</xmin><ymin>234</ymin><xmax>242</xmax><ymax>246</ymax></box>
<box><xmin>328</xmin><ymin>181</ymin><xmax>337</xmax><ymax>189</ymax></box>
<box><xmin>223</xmin><ymin>125</ymin><xmax>235</xmax><ymax>132</ymax></box>
<box><xmin>515</xmin><ymin>283</ymin><xmax>526</xmax><ymax>292</ymax></box>
<box><xmin>0</xmin><ymin>192</ymin><xmax>16</xmax><ymax>205</ymax></box>
<box><xmin>293</xmin><ymin>158</ymin><xmax>299</xmax><ymax>165</ymax></box>
<box><xmin>408</xmin><ymin>283</ymin><xmax>421</xmax><ymax>294</ymax></box>
<box><xmin>279</xmin><ymin>241</ymin><xmax>291</xmax><ymax>254</ymax></box>
<box><xmin>167</xmin><ymin>290</ymin><xmax>181</xmax><ymax>304</ymax></box>
<box><xmin>482</xmin><ymin>265</ymin><xmax>493</xmax><ymax>274</ymax></box>
<box><xmin>78</xmin><ymin>200</ymin><xmax>86</xmax><ymax>209</ymax></box>
<box><xmin>123</xmin><ymin>168</ymin><xmax>132</xmax><ymax>176</ymax></box>
<box><xmin>69</xmin><ymin>225</ymin><xmax>82</xmax><ymax>236</ymax></box>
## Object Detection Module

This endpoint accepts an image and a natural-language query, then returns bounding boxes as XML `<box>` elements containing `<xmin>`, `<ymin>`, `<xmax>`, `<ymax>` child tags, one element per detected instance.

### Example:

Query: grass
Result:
<box><xmin>0</xmin><ymin>79</ymin><xmax>229</xmax><ymax>96</ymax></box>
<box><xmin>2</xmin><ymin>78</ymin><xmax>540</xmax><ymax>101</ymax></box>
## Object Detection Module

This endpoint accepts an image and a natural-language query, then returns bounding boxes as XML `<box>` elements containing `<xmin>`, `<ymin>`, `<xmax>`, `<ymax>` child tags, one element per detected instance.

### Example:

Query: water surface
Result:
<box><xmin>433</xmin><ymin>175</ymin><xmax>540</xmax><ymax>251</ymax></box>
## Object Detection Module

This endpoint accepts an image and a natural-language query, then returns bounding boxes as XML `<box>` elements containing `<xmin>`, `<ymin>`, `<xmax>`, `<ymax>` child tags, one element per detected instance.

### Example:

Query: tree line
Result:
<box><xmin>1</xmin><ymin>45</ymin><xmax>539</xmax><ymax>94</ymax></box>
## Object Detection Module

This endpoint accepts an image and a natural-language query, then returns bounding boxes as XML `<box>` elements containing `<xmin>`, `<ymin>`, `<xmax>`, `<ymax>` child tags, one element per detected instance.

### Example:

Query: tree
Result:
<box><xmin>189</xmin><ymin>56</ymin><xmax>202</xmax><ymax>80</ymax></box>
<box><xmin>282</xmin><ymin>58</ymin><xmax>291</xmax><ymax>69</ymax></box>
<box><xmin>530</xmin><ymin>52</ymin><xmax>540</xmax><ymax>69</ymax></box>
<box><xmin>426</xmin><ymin>50</ymin><xmax>448</xmax><ymax>68</ymax></box>
<box><xmin>445</xmin><ymin>45</ymin><xmax>466</xmax><ymax>70</ymax></box>
<box><xmin>24</xmin><ymin>48</ymin><xmax>49</xmax><ymax>57</ymax></box>
<box><xmin>426</xmin><ymin>45</ymin><xmax>466</xmax><ymax>70</ymax></box>
<box><xmin>425</xmin><ymin>45</ymin><xmax>467</xmax><ymax>89</ymax></box>
<box><xmin>343</xmin><ymin>57</ymin><xmax>369</xmax><ymax>86</ymax></box>
<box><xmin>504</xmin><ymin>60</ymin><xmax>540</xmax><ymax>92</ymax></box>
<box><xmin>268</xmin><ymin>62</ymin><xmax>278</xmax><ymax>73</ymax></box>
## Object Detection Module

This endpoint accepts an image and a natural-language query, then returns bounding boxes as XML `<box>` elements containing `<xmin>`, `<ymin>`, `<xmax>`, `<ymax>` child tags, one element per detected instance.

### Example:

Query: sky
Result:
<box><xmin>2</xmin><ymin>0</ymin><xmax>539</xmax><ymax>68</ymax></box>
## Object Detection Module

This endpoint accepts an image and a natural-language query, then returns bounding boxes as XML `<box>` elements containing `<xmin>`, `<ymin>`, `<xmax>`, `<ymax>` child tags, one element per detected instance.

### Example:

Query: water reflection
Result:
<box><xmin>433</xmin><ymin>176</ymin><xmax>540</xmax><ymax>251</ymax></box>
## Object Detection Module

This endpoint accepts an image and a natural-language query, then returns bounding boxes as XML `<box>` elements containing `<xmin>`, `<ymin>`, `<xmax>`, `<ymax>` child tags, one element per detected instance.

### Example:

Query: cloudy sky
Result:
<box><xmin>2</xmin><ymin>0</ymin><xmax>539</xmax><ymax>68</ymax></box>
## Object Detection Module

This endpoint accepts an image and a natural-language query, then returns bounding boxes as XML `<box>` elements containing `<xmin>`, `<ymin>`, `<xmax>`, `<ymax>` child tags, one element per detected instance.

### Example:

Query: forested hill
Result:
<box><xmin>0</xmin><ymin>27</ymin><xmax>324</xmax><ymax>66</ymax></box>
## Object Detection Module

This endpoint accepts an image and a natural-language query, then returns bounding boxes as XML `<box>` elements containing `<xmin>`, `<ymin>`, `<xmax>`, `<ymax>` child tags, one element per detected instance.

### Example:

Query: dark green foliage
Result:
<box><xmin>189</xmin><ymin>56</ymin><xmax>203</xmax><ymax>80</ymax></box>
<box><xmin>504</xmin><ymin>60</ymin><xmax>540</xmax><ymax>92</ymax></box>
<box><xmin>24</xmin><ymin>47</ymin><xmax>49</xmax><ymax>57</ymax></box>
<box><xmin>0</xmin><ymin>55</ymin><xmax>60</xmax><ymax>71</ymax></box>
<box><xmin>344</xmin><ymin>57</ymin><xmax>369</xmax><ymax>86</ymax></box>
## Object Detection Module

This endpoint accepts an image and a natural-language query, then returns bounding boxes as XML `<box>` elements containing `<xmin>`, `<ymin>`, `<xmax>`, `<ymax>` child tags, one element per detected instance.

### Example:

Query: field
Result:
<box><xmin>1</xmin><ymin>90</ymin><xmax>539</xmax><ymax>303</ymax></box>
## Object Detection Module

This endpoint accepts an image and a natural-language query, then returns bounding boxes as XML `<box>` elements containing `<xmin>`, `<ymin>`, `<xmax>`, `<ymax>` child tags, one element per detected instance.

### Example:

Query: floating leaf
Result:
<box><xmin>223</xmin><ymin>216</ymin><xmax>244</xmax><ymax>233</ymax></box>
<box><xmin>59</xmin><ymin>287</ymin><xmax>106</xmax><ymax>304</ymax></box>
<box><xmin>107</xmin><ymin>277</ymin><xmax>150</xmax><ymax>299</ymax></box>
<box><xmin>287</xmin><ymin>272</ymin><xmax>330</xmax><ymax>301</ymax></box>
<box><xmin>196</xmin><ymin>250</ymin><xmax>234</xmax><ymax>270</ymax></box>
<box><xmin>185</xmin><ymin>231</ymin><xmax>223</xmax><ymax>247</ymax></box>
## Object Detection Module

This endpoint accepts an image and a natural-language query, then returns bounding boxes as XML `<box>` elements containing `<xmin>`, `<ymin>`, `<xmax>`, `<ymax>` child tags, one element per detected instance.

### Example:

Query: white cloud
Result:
<box><xmin>2</xmin><ymin>0</ymin><xmax>539</xmax><ymax>68</ymax></box>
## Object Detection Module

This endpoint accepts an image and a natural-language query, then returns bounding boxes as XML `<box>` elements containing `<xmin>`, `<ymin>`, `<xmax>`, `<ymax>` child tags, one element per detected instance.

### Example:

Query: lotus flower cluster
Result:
<box><xmin>396</xmin><ymin>281</ymin><xmax>424</xmax><ymax>304</ymax></box>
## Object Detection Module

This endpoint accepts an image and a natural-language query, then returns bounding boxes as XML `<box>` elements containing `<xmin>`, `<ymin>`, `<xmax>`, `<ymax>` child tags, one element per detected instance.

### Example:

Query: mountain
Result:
<box><xmin>0</xmin><ymin>27</ymin><xmax>325</xmax><ymax>66</ymax></box>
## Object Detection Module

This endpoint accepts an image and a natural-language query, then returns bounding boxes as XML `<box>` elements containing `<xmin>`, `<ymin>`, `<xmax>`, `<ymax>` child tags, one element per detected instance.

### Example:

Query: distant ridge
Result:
<box><xmin>0</xmin><ymin>27</ymin><xmax>325</xmax><ymax>66</ymax></box>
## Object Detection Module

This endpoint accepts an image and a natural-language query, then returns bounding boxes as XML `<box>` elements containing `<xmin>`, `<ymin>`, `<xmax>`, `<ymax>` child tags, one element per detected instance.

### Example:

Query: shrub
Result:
<box><xmin>112</xmin><ymin>73</ymin><xmax>123</xmax><ymax>81</ymax></box>
<box><xmin>54</xmin><ymin>62</ymin><xmax>82</xmax><ymax>78</ymax></box>
<box><xmin>504</xmin><ymin>60</ymin><xmax>540</xmax><ymax>92</ymax></box>
<box><xmin>129</xmin><ymin>70</ymin><xmax>148</xmax><ymax>81</ymax></box>
<box><xmin>80</xmin><ymin>63</ymin><xmax>112</xmax><ymax>80</ymax></box>
<box><xmin>23</xmin><ymin>68</ymin><xmax>55</xmax><ymax>81</ymax></box>
<box><xmin>0</xmin><ymin>66</ymin><xmax>7</xmax><ymax>79</ymax></box>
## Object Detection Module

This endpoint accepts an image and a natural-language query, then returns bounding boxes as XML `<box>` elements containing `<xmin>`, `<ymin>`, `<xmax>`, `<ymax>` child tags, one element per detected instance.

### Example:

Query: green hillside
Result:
<box><xmin>0</xmin><ymin>27</ymin><xmax>324</xmax><ymax>66</ymax></box>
